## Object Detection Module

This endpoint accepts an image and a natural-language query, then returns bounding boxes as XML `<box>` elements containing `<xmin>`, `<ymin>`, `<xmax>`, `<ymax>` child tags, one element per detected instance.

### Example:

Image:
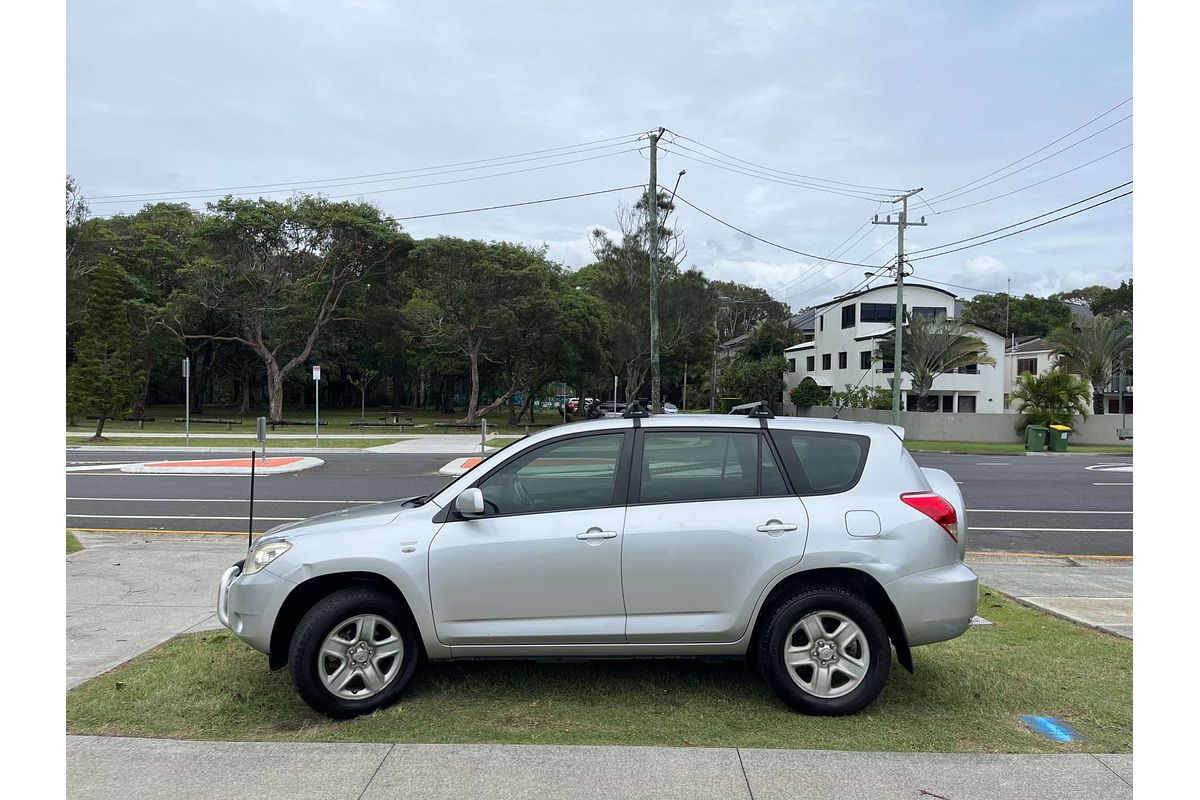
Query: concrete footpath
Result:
<box><xmin>66</xmin><ymin>737</ymin><xmax>1132</xmax><ymax>800</ymax></box>
<box><xmin>65</xmin><ymin>535</ymin><xmax>1133</xmax><ymax>799</ymax></box>
<box><xmin>970</xmin><ymin>554</ymin><xmax>1133</xmax><ymax>639</ymax></box>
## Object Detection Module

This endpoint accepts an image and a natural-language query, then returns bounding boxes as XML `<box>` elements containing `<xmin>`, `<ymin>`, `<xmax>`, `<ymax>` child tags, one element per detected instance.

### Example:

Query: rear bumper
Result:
<box><xmin>885</xmin><ymin>562</ymin><xmax>979</xmax><ymax>646</ymax></box>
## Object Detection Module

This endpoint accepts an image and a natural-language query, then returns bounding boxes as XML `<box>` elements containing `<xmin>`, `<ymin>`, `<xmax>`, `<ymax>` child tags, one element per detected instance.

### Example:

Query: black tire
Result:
<box><xmin>288</xmin><ymin>587</ymin><xmax>420</xmax><ymax>719</ymax></box>
<box><xmin>758</xmin><ymin>586</ymin><xmax>891</xmax><ymax>716</ymax></box>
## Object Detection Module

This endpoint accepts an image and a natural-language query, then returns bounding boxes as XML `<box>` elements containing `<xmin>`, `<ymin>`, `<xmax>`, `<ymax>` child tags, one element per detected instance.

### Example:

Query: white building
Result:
<box><xmin>782</xmin><ymin>284</ymin><xmax>1006</xmax><ymax>414</ymax></box>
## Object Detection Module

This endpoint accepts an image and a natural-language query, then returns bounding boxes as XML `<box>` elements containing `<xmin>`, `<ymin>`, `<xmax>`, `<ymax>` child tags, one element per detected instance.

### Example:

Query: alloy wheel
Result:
<box><xmin>318</xmin><ymin>614</ymin><xmax>405</xmax><ymax>700</ymax></box>
<box><xmin>783</xmin><ymin>610</ymin><xmax>871</xmax><ymax>699</ymax></box>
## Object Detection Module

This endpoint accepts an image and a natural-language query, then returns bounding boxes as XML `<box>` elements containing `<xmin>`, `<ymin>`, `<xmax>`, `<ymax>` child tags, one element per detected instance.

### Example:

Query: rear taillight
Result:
<box><xmin>901</xmin><ymin>492</ymin><xmax>959</xmax><ymax>542</ymax></box>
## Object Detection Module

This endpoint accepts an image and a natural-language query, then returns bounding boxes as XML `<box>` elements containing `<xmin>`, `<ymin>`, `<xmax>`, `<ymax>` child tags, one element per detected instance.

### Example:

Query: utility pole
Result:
<box><xmin>872</xmin><ymin>189</ymin><xmax>926</xmax><ymax>425</ymax></box>
<box><xmin>648</xmin><ymin>127</ymin><xmax>663</xmax><ymax>414</ymax></box>
<box><xmin>682</xmin><ymin>355</ymin><xmax>688</xmax><ymax>412</ymax></box>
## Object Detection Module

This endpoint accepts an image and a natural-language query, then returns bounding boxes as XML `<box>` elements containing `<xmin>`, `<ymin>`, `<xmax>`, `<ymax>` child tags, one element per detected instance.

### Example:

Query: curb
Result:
<box><xmin>439</xmin><ymin>456</ymin><xmax>486</xmax><ymax>476</ymax></box>
<box><xmin>983</xmin><ymin>585</ymin><xmax>1132</xmax><ymax>640</ymax></box>
<box><xmin>119</xmin><ymin>456</ymin><xmax>324</xmax><ymax>475</ymax></box>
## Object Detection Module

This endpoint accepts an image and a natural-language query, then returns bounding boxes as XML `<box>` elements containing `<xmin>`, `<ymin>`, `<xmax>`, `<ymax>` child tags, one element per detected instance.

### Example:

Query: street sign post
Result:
<box><xmin>182</xmin><ymin>357</ymin><xmax>191</xmax><ymax>446</ymax></box>
<box><xmin>256</xmin><ymin>416</ymin><xmax>267</xmax><ymax>454</ymax></box>
<box><xmin>313</xmin><ymin>365</ymin><xmax>321</xmax><ymax>447</ymax></box>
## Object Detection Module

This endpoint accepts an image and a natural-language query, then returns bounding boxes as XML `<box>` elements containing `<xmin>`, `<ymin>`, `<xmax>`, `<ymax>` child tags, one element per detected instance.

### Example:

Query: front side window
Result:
<box><xmin>638</xmin><ymin>432</ymin><xmax>769</xmax><ymax>504</ymax></box>
<box><xmin>477</xmin><ymin>433</ymin><xmax>624</xmax><ymax>515</ymax></box>
<box><xmin>770</xmin><ymin>430</ymin><xmax>869</xmax><ymax>495</ymax></box>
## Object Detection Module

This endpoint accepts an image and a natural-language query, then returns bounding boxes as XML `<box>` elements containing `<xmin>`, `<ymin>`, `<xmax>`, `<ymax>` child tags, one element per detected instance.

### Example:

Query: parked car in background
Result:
<box><xmin>662</xmin><ymin>402</ymin><xmax>679</xmax><ymax>414</ymax></box>
<box><xmin>566</xmin><ymin>397</ymin><xmax>598</xmax><ymax>415</ymax></box>
<box><xmin>596</xmin><ymin>401</ymin><xmax>627</xmax><ymax>415</ymax></box>
<box><xmin>218</xmin><ymin>410</ymin><xmax>976</xmax><ymax>719</ymax></box>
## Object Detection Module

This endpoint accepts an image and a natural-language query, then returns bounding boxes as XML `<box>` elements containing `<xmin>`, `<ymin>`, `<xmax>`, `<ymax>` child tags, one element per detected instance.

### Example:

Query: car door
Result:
<box><xmin>621</xmin><ymin>428</ymin><xmax>810</xmax><ymax>643</ymax></box>
<box><xmin>428</xmin><ymin>431</ymin><xmax>631</xmax><ymax>645</ymax></box>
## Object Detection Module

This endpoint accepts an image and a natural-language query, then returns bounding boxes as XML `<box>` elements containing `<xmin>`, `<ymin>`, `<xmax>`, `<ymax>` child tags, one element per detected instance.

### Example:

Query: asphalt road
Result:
<box><xmin>65</xmin><ymin>449</ymin><xmax>1132</xmax><ymax>557</ymax></box>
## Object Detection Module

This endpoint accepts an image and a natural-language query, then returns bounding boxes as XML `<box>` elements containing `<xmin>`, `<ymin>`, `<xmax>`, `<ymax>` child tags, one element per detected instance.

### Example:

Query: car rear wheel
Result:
<box><xmin>289</xmin><ymin>587</ymin><xmax>420</xmax><ymax>719</ymax></box>
<box><xmin>759</xmin><ymin>586</ymin><xmax>891</xmax><ymax>715</ymax></box>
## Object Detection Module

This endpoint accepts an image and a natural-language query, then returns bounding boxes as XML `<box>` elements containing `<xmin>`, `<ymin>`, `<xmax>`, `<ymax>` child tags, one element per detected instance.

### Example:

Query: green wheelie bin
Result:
<box><xmin>1047</xmin><ymin>424</ymin><xmax>1071</xmax><ymax>452</ymax></box>
<box><xmin>1024</xmin><ymin>425</ymin><xmax>1048</xmax><ymax>451</ymax></box>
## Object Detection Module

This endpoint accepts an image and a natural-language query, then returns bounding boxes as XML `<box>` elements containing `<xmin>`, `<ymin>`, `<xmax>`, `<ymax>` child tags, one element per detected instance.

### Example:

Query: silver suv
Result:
<box><xmin>217</xmin><ymin>411</ymin><xmax>977</xmax><ymax>718</ymax></box>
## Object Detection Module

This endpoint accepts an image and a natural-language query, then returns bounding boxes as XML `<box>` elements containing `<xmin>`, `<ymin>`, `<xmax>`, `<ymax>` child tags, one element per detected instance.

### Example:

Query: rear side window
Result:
<box><xmin>769</xmin><ymin>431</ymin><xmax>869</xmax><ymax>495</ymax></box>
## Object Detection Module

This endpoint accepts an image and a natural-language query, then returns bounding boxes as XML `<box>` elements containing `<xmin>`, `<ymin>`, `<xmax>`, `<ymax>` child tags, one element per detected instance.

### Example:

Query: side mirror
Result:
<box><xmin>455</xmin><ymin>488</ymin><xmax>485</xmax><ymax>516</ymax></box>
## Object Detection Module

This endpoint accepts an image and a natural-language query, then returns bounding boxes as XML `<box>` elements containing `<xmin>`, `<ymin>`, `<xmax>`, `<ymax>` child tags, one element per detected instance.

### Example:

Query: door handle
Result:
<box><xmin>577</xmin><ymin>529</ymin><xmax>617</xmax><ymax>540</ymax></box>
<box><xmin>757</xmin><ymin>520</ymin><xmax>798</xmax><ymax>533</ymax></box>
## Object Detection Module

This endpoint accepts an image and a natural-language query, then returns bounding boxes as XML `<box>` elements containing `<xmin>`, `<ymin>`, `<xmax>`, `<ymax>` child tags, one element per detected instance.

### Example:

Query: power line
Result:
<box><xmin>770</xmin><ymin>205</ymin><xmax>883</xmax><ymax>294</ymax></box>
<box><xmin>659</xmin><ymin>148</ymin><xmax>888</xmax><ymax>202</ymax></box>
<box><xmin>928</xmin><ymin>113</ymin><xmax>1131</xmax><ymax>205</ymax></box>
<box><xmin>908</xmin><ymin>182</ymin><xmax>1131</xmax><ymax>255</ymax></box>
<box><xmin>88</xmin><ymin>148</ymin><xmax>643</xmax><ymax>216</ymax></box>
<box><xmin>663</xmin><ymin>130</ymin><xmax>908</xmax><ymax>193</ymax></box>
<box><xmin>661</xmin><ymin>141</ymin><xmax>896</xmax><ymax>200</ymax></box>
<box><xmin>87</xmin><ymin>132</ymin><xmax>645</xmax><ymax>201</ymax></box>
<box><xmin>926</xmin><ymin>96</ymin><xmax>1132</xmax><ymax>201</ymax></box>
<box><xmin>907</xmin><ymin>190</ymin><xmax>1131</xmax><ymax>262</ymax></box>
<box><xmin>936</xmin><ymin>144</ymin><xmax>1131</xmax><ymax>214</ymax></box>
<box><xmin>67</xmin><ymin>183</ymin><xmax>647</xmax><ymax>244</ymax></box>
<box><xmin>671</xmin><ymin>193</ymin><xmax>890</xmax><ymax>267</ymax></box>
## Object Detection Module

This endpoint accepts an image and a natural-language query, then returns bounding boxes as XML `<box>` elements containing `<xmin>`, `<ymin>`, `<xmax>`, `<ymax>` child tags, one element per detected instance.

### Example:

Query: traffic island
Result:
<box><xmin>66</xmin><ymin>588</ymin><xmax>1131</xmax><ymax>754</ymax></box>
<box><xmin>119</xmin><ymin>456</ymin><xmax>324</xmax><ymax>475</ymax></box>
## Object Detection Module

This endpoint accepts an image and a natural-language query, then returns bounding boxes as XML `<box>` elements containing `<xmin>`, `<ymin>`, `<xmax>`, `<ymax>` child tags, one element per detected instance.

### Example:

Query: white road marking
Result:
<box><xmin>66</xmin><ymin>514</ymin><xmax>304</xmax><ymax>522</ymax></box>
<box><xmin>66</xmin><ymin>497</ymin><xmax>380</xmax><ymax>504</ymax></box>
<box><xmin>1085</xmin><ymin>463</ymin><xmax>1134</xmax><ymax>473</ymax></box>
<box><xmin>971</xmin><ymin>526</ymin><xmax>1131</xmax><ymax>533</ymax></box>
<box><xmin>65</xmin><ymin>463</ymin><xmax>143</xmax><ymax>472</ymax></box>
<box><xmin>1094</xmin><ymin>482</ymin><xmax>1133</xmax><ymax>486</ymax></box>
<box><xmin>968</xmin><ymin>509</ymin><xmax>1131</xmax><ymax>514</ymax></box>
<box><xmin>975</xmin><ymin>462</ymin><xmax>1010</xmax><ymax>466</ymax></box>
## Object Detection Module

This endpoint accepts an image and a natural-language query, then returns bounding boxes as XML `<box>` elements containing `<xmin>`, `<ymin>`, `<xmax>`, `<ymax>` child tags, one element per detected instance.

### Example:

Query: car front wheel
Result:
<box><xmin>289</xmin><ymin>587</ymin><xmax>420</xmax><ymax>719</ymax></box>
<box><xmin>759</xmin><ymin>586</ymin><xmax>891</xmax><ymax>715</ymax></box>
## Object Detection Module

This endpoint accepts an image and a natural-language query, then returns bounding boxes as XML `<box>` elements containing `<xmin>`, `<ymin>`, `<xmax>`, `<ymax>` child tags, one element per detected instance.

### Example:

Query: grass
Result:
<box><xmin>66</xmin><ymin>587</ymin><xmax>1130</xmax><ymax>753</ymax></box>
<box><xmin>65</xmin><ymin>437</ymin><xmax>409</xmax><ymax>449</ymax></box>
<box><xmin>487</xmin><ymin>437</ymin><xmax>526</xmax><ymax>449</ymax></box>
<box><xmin>906</xmin><ymin>439</ymin><xmax>1132</xmax><ymax>455</ymax></box>
<box><xmin>66</xmin><ymin>404</ymin><xmax>571</xmax><ymax>437</ymax></box>
<box><xmin>66</xmin><ymin>532</ymin><xmax>83</xmax><ymax>554</ymax></box>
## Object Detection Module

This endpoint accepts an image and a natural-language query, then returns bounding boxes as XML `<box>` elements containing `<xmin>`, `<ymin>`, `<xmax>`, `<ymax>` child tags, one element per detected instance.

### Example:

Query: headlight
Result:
<box><xmin>242</xmin><ymin>541</ymin><xmax>292</xmax><ymax>575</ymax></box>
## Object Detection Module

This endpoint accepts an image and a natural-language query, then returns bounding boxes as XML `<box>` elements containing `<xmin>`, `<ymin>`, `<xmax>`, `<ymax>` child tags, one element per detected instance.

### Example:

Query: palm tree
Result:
<box><xmin>875</xmin><ymin>315</ymin><xmax>996</xmax><ymax>411</ymax></box>
<box><xmin>1045</xmin><ymin>314</ymin><xmax>1132</xmax><ymax>414</ymax></box>
<box><xmin>1010</xmin><ymin>369</ymin><xmax>1092</xmax><ymax>432</ymax></box>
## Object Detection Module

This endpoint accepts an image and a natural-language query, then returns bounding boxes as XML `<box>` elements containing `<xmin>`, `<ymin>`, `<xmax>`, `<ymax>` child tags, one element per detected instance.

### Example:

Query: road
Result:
<box><xmin>65</xmin><ymin>449</ymin><xmax>1132</xmax><ymax>557</ymax></box>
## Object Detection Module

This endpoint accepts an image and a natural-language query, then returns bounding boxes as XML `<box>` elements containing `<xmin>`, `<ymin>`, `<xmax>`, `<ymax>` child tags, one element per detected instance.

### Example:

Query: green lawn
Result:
<box><xmin>66</xmin><ymin>588</ymin><xmax>1130</xmax><ymax>753</ymax></box>
<box><xmin>65</xmin><ymin>437</ymin><xmax>409</xmax><ymax>449</ymax></box>
<box><xmin>66</xmin><ymin>532</ymin><xmax>83</xmax><ymax>554</ymax></box>
<box><xmin>906</xmin><ymin>440</ymin><xmax>1132</xmax><ymax>455</ymax></box>
<box><xmin>66</xmin><ymin>404</ymin><xmax>571</xmax><ymax>437</ymax></box>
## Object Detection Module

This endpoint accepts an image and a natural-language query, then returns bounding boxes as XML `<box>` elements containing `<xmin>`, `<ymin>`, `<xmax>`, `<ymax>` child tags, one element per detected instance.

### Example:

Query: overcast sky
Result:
<box><xmin>67</xmin><ymin>0</ymin><xmax>1132</xmax><ymax>312</ymax></box>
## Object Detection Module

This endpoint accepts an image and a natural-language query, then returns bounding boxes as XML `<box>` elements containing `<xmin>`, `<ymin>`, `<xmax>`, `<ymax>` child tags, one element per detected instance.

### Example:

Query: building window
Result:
<box><xmin>1017</xmin><ymin>357</ymin><xmax>1037</xmax><ymax>375</ymax></box>
<box><xmin>941</xmin><ymin>395</ymin><xmax>953</xmax><ymax>413</ymax></box>
<box><xmin>806</xmin><ymin>355</ymin><xmax>814</xmax><ymax>371</ymax></box>
<box><xmin>821</xmin><ymin>354</ymin><xmax>831</xmax><ymax>370</ymax></box>
<box><xmin>841</xmin><ymin>304</ymin><xmax>856</xmax><ymax>328</ymax></box>
<box><xmin>860</xmin><ymin>303</ymin><xmax>897</xmax><ymax>323</ymax></box>
<box><xmin>880</xmin><ymin>358</ymin><xmax>894</xmax><ymax>374</ymax></box>
<box><xmin>958</xmin><ymin>395</ymin><xmax>976</xmax><ymax>413</ymax></box>
<box><xmin>838</xmin><ymin>352</ymin><xmax>847</xmax><ymax>369</ymax></box>
<box><xmin>860</xmin><ymin>351</ymin><xmax>872</xmax><ymax>370</ymax></box>
<box><xmin>957</xmin><ymin>364</ymin><xmax>979</xmax><ymax>374</ymax></box>
<box><xmin>787</xmin><ymin>358</ymin><xmax>796</xmax><ymax>373</ymax></box>
<box><xmin>911</xmin><ymin>306</ymin><xmax>946</xmax><ymax>321</ymax></box>
<box><xmin>906</xmin><ymin>394</ymin><xmax>938</xmax><ymax>412</ymax></box>
<box><xmin>819</xmin><ymin>315</ymin><xmax>824</xmax><ymax>332</ymax></box>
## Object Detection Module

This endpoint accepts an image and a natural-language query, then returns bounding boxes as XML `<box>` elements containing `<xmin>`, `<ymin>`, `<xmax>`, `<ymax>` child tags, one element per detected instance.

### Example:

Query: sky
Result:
<box><xmin>66</xmin><ymin>0</ymin><xmax>1133</xmax><ymax>314</ymax></box>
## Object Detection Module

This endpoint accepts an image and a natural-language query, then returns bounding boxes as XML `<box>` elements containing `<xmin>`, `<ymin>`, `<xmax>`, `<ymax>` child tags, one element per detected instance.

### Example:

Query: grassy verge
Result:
<box><xmin>66</xmin><ymin>532</ymin><xmax>83</xmax><ymax>554</ymax></box>
<box><xmin>486</xmin><ymin>437</ymin><xmax>526</xmax><ymax>449</ymax></box>
<box><xmin>65</xmin><ymin>437</ymin><xmax>408</xmax><ymax>449</ymax></box>
<box><xmin>906</xmin><ymin>439</ymin><xmax>1132</xmax><ymax>455</ymax></box>
<box><xmin>66</xmin><ymin>587</ymin><xmax>1129</xmax><ymax>753</ymax></box>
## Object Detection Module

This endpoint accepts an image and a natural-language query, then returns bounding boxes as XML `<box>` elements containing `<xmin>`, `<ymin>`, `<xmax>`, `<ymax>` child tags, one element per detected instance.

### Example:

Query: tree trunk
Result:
<box><xmin>132</xmin><ymin>352</ymin><xmax>154</xmax><ymax>419</ymax></box>
<box><xmin>1093</xmin><ymin>388</ymin><xmax>1105</xmax><ymax>414</ymax></box>
<box><xmin>465</xmin><ymin>343</ymin><xmax>481</xmax><ymax>424</ymax></box>
<box><xmin>391</xmin><ymin>373</ymin><xmax>404</xmax><ymax>410</ymax></box>
<box><xmin>466</xmin><ymin>383</ymin><xmax>519</xmax><ymax>422</ymax></box>
<box><xmin>265</xmin><ymin>361</ymin><xmax>284</xmax><ymax>421</ymax></box>
<box><xmin>236</xmin><ymin>368</ymin><xmax>251</xmax><ymax>415</ymax></box>
<box><xmin>92</xmin><ymin>416</ymin><xmax>106</xmax><ymax>440</ymax></box>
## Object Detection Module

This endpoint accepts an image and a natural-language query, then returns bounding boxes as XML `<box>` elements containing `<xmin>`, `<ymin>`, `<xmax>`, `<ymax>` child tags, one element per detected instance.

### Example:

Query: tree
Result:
<box><xmin>829</xmin><ymin>383</ymin><xmax>893</xmax><ymax>411</ymax></box>
<box><xmin>1045</xmin><ymin>314</ymin><xmax>1132</xmax><ymax>414</ymax></box>
<box><xmin>789</xmin><ymin>377</ymin><xmax>825</xmax><ymax>408</ymax></box>
<box><xmin>709</xmin><ymin>280</ymin><xmax>792</xmax><ymax>342</ymax></box>
<box><xmin>960</xmin><ymin>292</ymin><xmax>1072</xmax><ymax>338</ymax></box>
<box><xmin>67</xmin><ymin>260</ymin><xmax>144</xmax><ymax>439</ymax></box>
<box><xmin>172</xmin><ymin>196</ymin><xmax>409</xmax><ymax>421</ymax></box>
<box><xmin>1010</xmin><ymin>370</ymin><xmax>1092</xmax><ymax>432</ymax></box>
<box><xmin>742</xmin><ymin>317</ymin><xmax>798</xmax><ymax>360</ymax></box>
<box><xmin>1051</xmin><ymin>279</ymin><xmax>1132</xmax><ymax>316</ymax></box>
<box><xmin>875</xmin><ymin>316</ymin><xmax>996</xmax><ymax>410</ymax></box>
<box><xmin>720</xmin><ymin>355</ymin><xmax>787</xmax><ymax>404</ymax></box>
<box><xmin>349</xmin><ymin>367</ymin><xmax>378</xmax><ymax>424</ymax></box>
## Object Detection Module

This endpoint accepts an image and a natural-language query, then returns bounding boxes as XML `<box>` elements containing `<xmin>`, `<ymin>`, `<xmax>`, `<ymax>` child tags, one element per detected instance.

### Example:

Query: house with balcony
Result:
<box><xmin>781</xmin><ymin>283</ymin><xmax>1006</xmax><ymax>414</ymax></box>
<box><xmin>1005</xmin><ymin>335</ymin><xmax>1132</xmax><ymax>414</ymax></box>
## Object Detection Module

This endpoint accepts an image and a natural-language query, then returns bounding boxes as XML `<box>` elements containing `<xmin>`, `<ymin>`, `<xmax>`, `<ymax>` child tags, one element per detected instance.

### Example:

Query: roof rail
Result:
<box><xmin>728</xmin><ymin>400</ymin><xmax>774</xmax><ymax>419</ymax></box>
<box><xmin>622</xmin><ymin>401</ymin><xmax>651</xmax><ymax>419</ymax></box>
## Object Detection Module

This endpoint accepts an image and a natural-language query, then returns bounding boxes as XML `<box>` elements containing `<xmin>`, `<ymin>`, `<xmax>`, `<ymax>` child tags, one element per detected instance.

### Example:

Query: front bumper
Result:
<box><xmin>885</xmin><ymin>562</ymin><xmax>979</xmax><ymax>646</ymax></box>
<box><xmin>216</xmin><ymin>559</ymin><xmax>292</xmax><ymax>655</ymax></box>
